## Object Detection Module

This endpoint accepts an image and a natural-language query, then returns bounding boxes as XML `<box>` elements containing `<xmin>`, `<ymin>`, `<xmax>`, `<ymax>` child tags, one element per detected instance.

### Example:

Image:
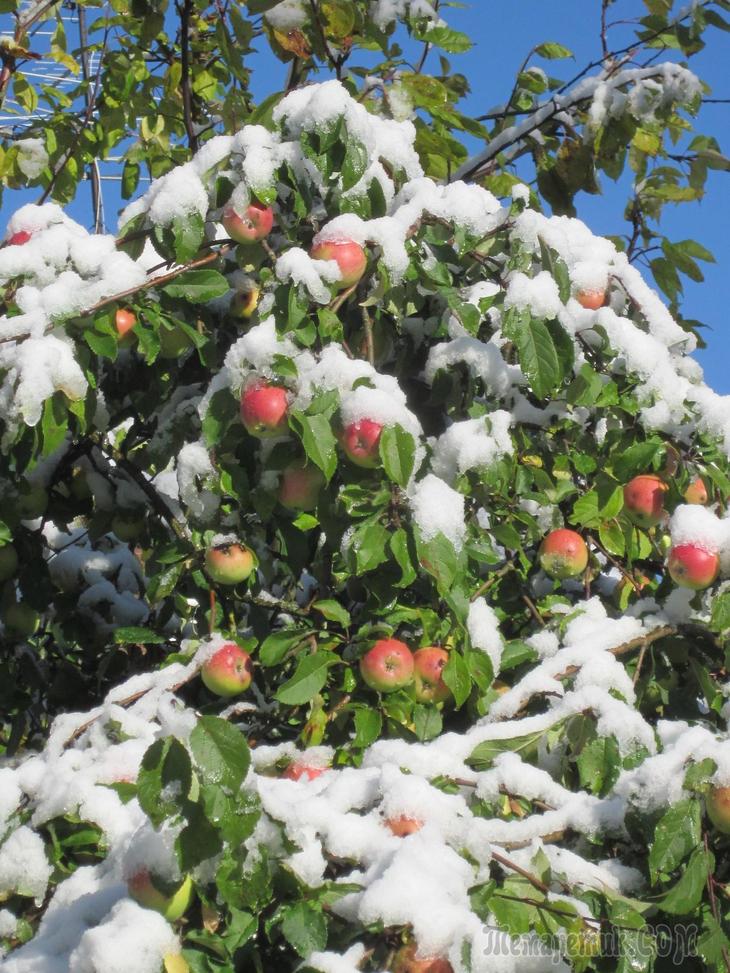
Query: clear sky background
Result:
<box><xmin>2</xmin><ymin>1</ymin><xmax>727</xmax><ymax>390</ymax></box>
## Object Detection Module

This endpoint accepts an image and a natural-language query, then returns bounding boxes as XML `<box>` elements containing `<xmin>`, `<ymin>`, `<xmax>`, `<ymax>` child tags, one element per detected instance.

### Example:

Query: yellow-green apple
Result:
<box><xmin>706</xmin><ymin>785</ymin><xmax>730</xmax><ymax>834</ymax></box>
<box><xmin>282</xmin><ymin>762</ymin><xmax>326</xmax><ymax>782</ymax></box>
<box><xmin>684</xmin><ymin>477</ymin><xmax>708</xmax><ymax>505</ymax></box>
<box><xmin>230</xmin><ymin>285</ymin><xmax>260</xmax><ymax>320</ymax></box>
<box><xmin>127</xmin><ymin>869</ymin><xmax>193</xmax><ymax>921</ymax></box>
<box><xmin>159</xmin><ymin>325</ymin><xmax>193</xmax><ymax>359</ymax></box>
<box><xmin>360</xmin><ymin>638</ymin><xmax>414</xmax><ymax>692</ymax></box>
<box><xmin>623</xmin><ymin>474</ymin><xmax>667</xmax><ymax>528</ymax></box>
<box><xmin>386</xmin><ymin>815</ymin><xmax>423</xmax><ymax>837</ymax></box>
<box><xmin>3</xmin><ymin>602</ymin><xmax>40</xmax><ymax>637</ymax></box>
<box><xmin>69</xmin><ymin>467</ymin><xmax>92</xmax><ymax>503</ymax></box>
<box><xmin>340</xmin><ymin>418</ymin><xmax>383</xmax><ymax>468</ymax></box>
<box><xmin>8</xmin><ymin>229</ymin><xmax>32</xmax><ymax>246</ymax></box>
<box><xmin>163</xmin><ymin>954</ymin><xmax>190</xmax><ymax>973</ymax></box>
<box><xmin>668</xmin><ymin>543</ymin><xmax>719</xmax><ymax>590</ymax></box>
<box><xmin>413</xmin><ymin>647</ymin><xmax>451</xmax><ymax>704</ymax></box>
<box><xmin>0</xmin><ymin>544</ymin><xmax>18</xmax><ymax>581</ymax></box>
<box><xmin>204</xmin><ymin>543</ymin><xmax>255</xmax><ymax>585</ymax></box>
<box><xmin>115</xmin><ymin>308</ymin><xmax>136</xmax><ymax>342</ymax></box>
<box><xmin>112</xmin><ymin>509</ymin><xmax>146</xmax><ymax>542</ymax></box>
<box><xmin>201</xmin><ymin>642</ymin><xmax>253</xmax><ymax>697</ymax></box>
<box><xmin>16</xmin><ymin>481</ymin><xmax>48</xmax><ymax>520</ymax></box>
<box><xmin>538</xmin><ymin>529</ymin><xmax>588</xmax><ymax>580</ymax></box>
<box><xmin>392</xmin><ymin>944</ymin><xmax>453</xmax><ymax>973</ymax></box>
<box><xmin>222</xmin><ymin>201</ymin><xmax>274</xmax><ymax>244</ymax></box>
<box><xmin>240</xmin><ymin>381</ymin><xmax>289</xmax><ymax>438</ymax></box>
<box><xmin>278</xmin><ymin>460</ymin><xmax>324</xmax><ymax>511</ymax></box>
<box><xmin>575</xmin><ymin>288</ymin><xmax>606</xmax><ymax>310</ymax></box>
<box><xmin>310</xmin><ymin>238</ymin><xmax>367</xmax><ymax>290</ymax></box>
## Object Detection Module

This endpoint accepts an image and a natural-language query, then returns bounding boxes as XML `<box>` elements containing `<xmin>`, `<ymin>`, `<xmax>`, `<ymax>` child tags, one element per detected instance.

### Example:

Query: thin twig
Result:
<box><xmin>178</xmin><ymin>0</ymin><xmax>199</xmax><ymax>153</ymax></box>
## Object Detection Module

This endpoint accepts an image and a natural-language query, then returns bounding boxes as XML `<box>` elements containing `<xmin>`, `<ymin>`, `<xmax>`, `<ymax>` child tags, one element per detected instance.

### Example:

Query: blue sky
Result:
<box><xmin>2</xmin><ymin>1</ymin><xmax>727</xmax><ymax>390</ymax></box>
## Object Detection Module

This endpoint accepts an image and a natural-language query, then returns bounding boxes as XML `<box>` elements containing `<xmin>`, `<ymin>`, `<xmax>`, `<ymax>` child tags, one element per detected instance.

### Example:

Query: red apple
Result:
<box><xmin>413</xmin><ymin>647</ymin><xmax>451</xmax><ymax>704</ymax></box>
<box><xmin>0</xmin><ymin>544</ymin><xmax>18</xmax><ymax>582</ymax></box>
<box><xmin>575</xmin><ymin>288</ymin><xmax>606</xmax><ymax>310</ymax></box>
<box><xmin>623</xmin><ymin>474</ymin><xmax>667</xmax><ymax>528</ymax></box>
<box><xmin>667</xmin><ymin>543</ymin><xmax>719</xmax><ymax>590</ymax></box>
<box><xmin>393</xmin><ymin>944</ymin><xmax>453</xmax><ymax>973</ymax></box>
<box><xmin>538</xmin><ymin>529</ymin><xmax>588</xmax><ymax>580</ymax></box>
<box><xmin>201</xmin><ymin>642</ymin><xmax>253</xmax><ymax>697</ymax></box>
<box><xmin>340</xmin><ymin>418</ymin><xmax>383</xmax><ymax>468</ymax></box>
<box><xmin>282</xmin><ymin>762</ymin><xmax>326</xmax><ymax>782</ymax></box>
<box><xmin>230</xmin><ymin>285</ymin><xmax>260</xmax><ymax>320</ymax></box>
<box><xmin>310</xmin><ymin>238</ymin><xmax>367</xmax><ymax>290</ymax></box>
<box><xmin>360</xmin><ymin>638</ymin><xmax>414</xmax><ymax>692</ymax></box>
<box><xmin>204</xmin><ymin>543</ymin><xmax>255</xmax><ymax>585</ymax></box>
<box><xmin>684</xmin><ymin>477</ymin><xmax>708</xmax><ymax>505</ymax></box>
<box><xmin>127</xmin><ymin>869</ymin><xmax>193</xmax><ymax>921</ymax></box>
<box><xmin>706</xmin><ymin>785</ymin><xmax>730</xmax><ymax>834</ymax></box>
<box><xmin>240</xmin><ymin>381</ymin><xmax>289</xmax><ymax>438</ymax></box>
<box><xmin>7</xmin><ymin>230</ymin><xmax>32</xmax><ymax>246</ymax></box>
<box><xmin>386</xmin><ymin>815</ymin><xmax>423</xmax><ymax>837</ymax></box>
<box><xmin>278</xmin><ymin>460</ymin><xmax>325</xmax><ymax>511</ymax></box>
<box><xmin>115</xmin><ymin>308</ymin><xmax>136</xmax><ymax>340</ymax></box>
<box><xmin>222</xmin><ymin>201</ymin><xmax>274</xmax><ymax>244</ymax></box>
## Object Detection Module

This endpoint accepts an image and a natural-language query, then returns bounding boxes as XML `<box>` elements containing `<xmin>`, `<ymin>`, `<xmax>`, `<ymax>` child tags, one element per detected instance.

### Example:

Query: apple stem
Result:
<box><xmin>209</xmin><ymin>590</ymin><xmax>216</xmax><ymax>636</ymax></box>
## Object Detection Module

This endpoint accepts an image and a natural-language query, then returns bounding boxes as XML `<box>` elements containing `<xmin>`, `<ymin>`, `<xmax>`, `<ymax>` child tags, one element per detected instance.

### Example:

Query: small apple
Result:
<box><xmin>282</xmin><ymin>762</ymin><xmax>326</xmax><ymax>782</ymax></box>
<box><xmin>3</xmin><ymin>602</ymin><xmax>40</xmax><ymax>637</ymax></box>
<box><xmin>0</xmin><ymin>544</ymin><xmax>18</xmax><ymax>582</ymax></box>
<box><xmin>575</xmin><ymin>288</ymin><xmax>607</xmax><ymax>310</ymax></box>
<box><xmin>69</xmin><ymin>467</ymin><xmax>92</xmax><ymax>503</ymax></box>
<box><xmin>392</xmin><ymin>943</ymin><xmax>453</xmax><ymax>973</ymax></box>
<box><xmin>112</xmin><ymin>509</ymin><xmax>146</xmax><ymax>542</ymax></box>
<box><xmin>278</xmin><ymin>460</ymin><xmax>325</xmax><ymax>511</ymax></box>
<box><xmin>310</xmin><ymin>238</ymin><xmax>367</xmax><ymax>290</ymax></box>
<box><xmin>360</xmin><ymin>638</ymin><xmax>414</xmax><ymax>692</ymax></box>
<box><xmin>340</xmin><ymin>418</ymin><xmax>383</xmax><ymax>468</ymax></box>
<box><xmin>668</xmin><ymin>543</ymin><xmax>719</xmax><ymax>590</ymax></box>
<box><xmin>623</xmin><ymin>474</ymin><xmax>667</xmax><ymax>528</ymax></box>
<box><xmin>127</xmin><ymin>869</ymin><xmax>193</xmax><ymax>921</ymax></box>
<box><xmin>16</xmin><ymin>482</ymin><xmax>48</xmax><ymax>520</ymax></box>
<box><xmin>240</xmin><ymin>381</ymin><xmax>289</xmax><ymax>438</ymax></box>
<box><xmin>115</xmin><ymin>308</ymin><xmax>136</xmax><ymax>342</ymax></box>
<box><xmin>163</xmin><ymin>954</ymin><xmax>190</xmax><ymax>973</ymax></box>
<box><xmin>386</xmin><ymin>815</ymin><xmax>423</xmax><ymax>837</ymax></box>
<box><xmin>222</xmin><ymin>201</ymin><xmax>274</xmax><ymax>244</ymax></box>
<box><xmin>706</xmin><ymin>785</ymin><xmax>730</xmax><ymax>834</ymax></box>
<box><xmin>201</xmin><ymin>642</ymin><xmax>253</xmax><ymax>697</ymax></box>
<box><xmin>7</xmin><ymin>230</ymin><xmax>32</xmax><ymax>246</ymax></box>
<box><xmin>230</xmin><ymin>285</ymin><xmax>260</xmax><ymax>320</ymax></box>
<box><xmin>413</xmin><ymin>647</ymin><xmax>451</xmax><ymax>704</ymax></box>
<box><xmin>159</xmin><ymin>325</ymin><xmax>194</xmax><ymax>359</ymax></box>
<box><xmin>684</xmin><ymin>477</ymin><xmax>708</xmax><ymax>505</ymax></box>
<box><xmin>204</xmin><ymin>543</ymin><xmax>255</xmax><ymax>585</ymax></box>
<box><xmin>538</xmin><ymin>529</ymin><xmax>588</xmax><ymax>580</ymax></box>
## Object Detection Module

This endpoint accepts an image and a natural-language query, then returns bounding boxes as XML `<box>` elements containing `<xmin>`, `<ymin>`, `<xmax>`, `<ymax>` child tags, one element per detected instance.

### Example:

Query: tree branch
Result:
<box><xmin>179</xmin><ymin>0</ymin><xmax>199</xmax><ymax>153</ymax></box>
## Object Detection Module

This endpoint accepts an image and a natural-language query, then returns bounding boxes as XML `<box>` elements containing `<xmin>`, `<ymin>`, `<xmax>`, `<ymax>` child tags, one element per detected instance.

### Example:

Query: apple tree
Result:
<box><xmin>2</xmin><ymin>2</ymin><xmax>730</xmax><ymax>972</ymax></box>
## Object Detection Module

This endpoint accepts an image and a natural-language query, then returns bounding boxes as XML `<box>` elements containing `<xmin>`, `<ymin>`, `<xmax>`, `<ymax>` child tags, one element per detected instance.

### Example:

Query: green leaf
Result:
<box><xmin>280</xmin><ymin>901</ymin><xmax>328</xmax><ymax>957</ymax></box>
<box><xmin>137</xmin><ymin>737</ymin><xmax>193</xmax><ymax>827</ymax></box>
<box><xmin>163</xmin><ymin>270</ymin><xmax>229</xmax><ymax>302</ymax></box>
<box><xmin>649</xmin><ymin>799</ymin><xmax>701</xmax><ymax>881</ymax></box>
<box><xmin>612</xmin><ymin>441</ymin><xmax>663</xmax><ymax>482</ymax></box>
<box><xmin>379</xmin><ymin>424</ymin><xmax>416</xmax><ymax>488</ymax></box>
<box><xmin>190</xmin><ymin>716</ymin><xmax>250</xmax><ymax>792</ymax></box>
<box><xmin>513</xmin><ymin>315</ymin><xmax>562</xmax><ymax>399</ymax></box>
<box><xmin>442</xmin><ymin>651</ymin><xmax>471</xmax><ymax>708</ymax></box>
<box><xmin>659</xmin><ymin>847</ymin><xmax>713</xmax><ymax>915</ymax></box>
<box><xmin>413</xmin><ymin>703</ymin><xmax>443</xmax><ymax>741</ymax></box>
<box><xmin>710</xmin><ymin>592</ymin><xmax>730</xmax><ymax>632</ymax></box>
<box><xmin>421</xmin><ymin>25</ymin><xmax>473</xmax><ymax>53</ymax></box>
<box><xmin>290</xmin><ymin>411</ymin><xmax>337</xmax><ymax>481</ymax></box>
<box><xmin>177</xmin><ymin>801</ymin><xmax>222</xmax><ymax>870</ymax></box>
<box><xmin>342</xmin><ymin>136</ymin><xmax>368</xmax><ymax>191</ymax></box>
<box><xmin>350</xmin><ymin>521</ymin><xmax>391</xmax><ymax>574</ymax></box>
<box><xmin>172</xmin><ymin>213</ymin><xmax>205</xmax><ymax>264</ymax></box>
<box><xmin>311</xmin><ymin>599</ymin><xmax>351</xmax><ymax>627</ymax></box>
<box><xmin>538</xmin><ymin>237</ymin><xmax>572</xmax><ymax>302</ymax></box>
<box><xmin>85</xmin><ymin>329</ymin><xmax>118</xmax><ymax>360</ymax></box>
<box><xmin>535</xmin><ymin>41</ymin><xmax>574</xmax><ymax>59</ymax></box>
<box><xmin>353</xmin><ymin>707</ymin><xmax>382</xmax><ymax>748</ymax></box>
<box><xmin>390</xmin><ymin>529</ymin><xmax>417</xmax><ymax>587</ymax></box>
<box><xmin>275</xmin><ymin>651</ymin><xmax>338</xmax><ymax>705</ymax></box>
<box><xmin>467</xmin><ymin>730</ymin><xmax>545</xmax><ymax>770</ymax></box>
<box><xmin>416</xmin><ymin>531</ymin><xmax>462</xmax><ymax>592</ymax></box>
